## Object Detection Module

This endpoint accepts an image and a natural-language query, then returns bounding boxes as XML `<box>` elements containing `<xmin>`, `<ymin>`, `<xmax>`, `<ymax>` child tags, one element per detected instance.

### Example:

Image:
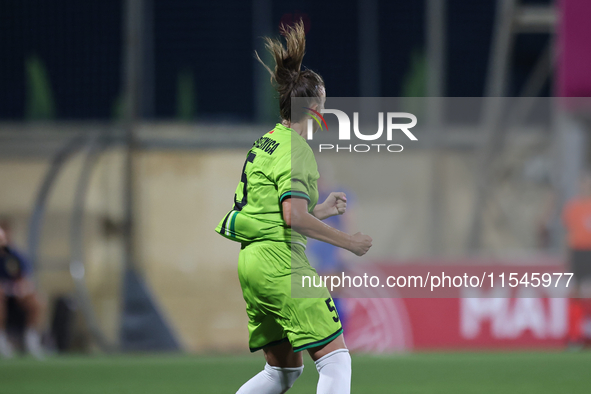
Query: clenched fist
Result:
<box><xmin>313</xmin><ymin>192</ymin><xmax>347</xmax><ymax>220</ymax></box>
<box><xmin>349</xmin><ymin>232</ymin><xmax>372</xmax><ymax>256</ymax></box>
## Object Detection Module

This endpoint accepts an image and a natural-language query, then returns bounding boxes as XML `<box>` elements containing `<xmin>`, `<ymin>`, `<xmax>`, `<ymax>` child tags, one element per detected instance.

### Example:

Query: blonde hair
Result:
<box><xmin>255</xmin><ymin>20</ymin><xmax>324</xmax><ymax>122</ymax></box>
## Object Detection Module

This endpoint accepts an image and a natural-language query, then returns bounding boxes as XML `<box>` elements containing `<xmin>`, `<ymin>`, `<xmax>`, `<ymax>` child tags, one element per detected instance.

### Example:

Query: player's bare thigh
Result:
<box><xmin>263</xmin><ymin>333</ymin><xmax>347</xmax><ymax>366</ymax></box>
<box><xmin>307</xmin><ymin>334</ymin><xmax>347</xmax><ymax>362</ymax></box>
<box><xmin>263</xmin><ymin>340</ymin><xmax>303</xmax><ymax>368</ymax></box>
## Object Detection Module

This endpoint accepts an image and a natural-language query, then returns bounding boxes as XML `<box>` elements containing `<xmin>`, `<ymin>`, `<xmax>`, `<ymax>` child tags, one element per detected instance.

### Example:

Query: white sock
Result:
<box><xmin>236</xmin><ymin>362</ymin><xmax>303</xmax><ymax>394</ymax></box>
<box><xmin>25</xmin><ymin>328</ymin><xmax>44</xmax><ymax>360</ymax></box>
<box><xmin>315</xmin><ymin>349</ymin><xmax>351</xmax><ymax>394</ymax></box>
<box><xmin>0</xmin><ymin>330</ymin><xmax>13</xmax><ymax>358</ymax></box>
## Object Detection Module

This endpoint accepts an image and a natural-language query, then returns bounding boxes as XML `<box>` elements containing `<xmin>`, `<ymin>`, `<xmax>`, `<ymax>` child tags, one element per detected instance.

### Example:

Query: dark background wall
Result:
<box><xmin>0</xmin><ymin>0</ymin><xmax>551</xmax><ymax>121</ymax></box>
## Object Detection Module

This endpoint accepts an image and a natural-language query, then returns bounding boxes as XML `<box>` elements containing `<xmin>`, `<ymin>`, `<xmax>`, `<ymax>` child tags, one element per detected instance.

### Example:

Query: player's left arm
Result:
<box><xmin>312</xmin><ymin>192</ymin><xmax>347</xmax><ymax>220</ymax></box>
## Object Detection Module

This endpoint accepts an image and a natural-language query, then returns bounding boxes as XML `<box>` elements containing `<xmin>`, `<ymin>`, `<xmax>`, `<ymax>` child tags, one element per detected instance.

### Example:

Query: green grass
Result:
<box><xmin>1</xmin><ymin>352</ymin><xmax>590</xmax><ymax>393</ymax></box>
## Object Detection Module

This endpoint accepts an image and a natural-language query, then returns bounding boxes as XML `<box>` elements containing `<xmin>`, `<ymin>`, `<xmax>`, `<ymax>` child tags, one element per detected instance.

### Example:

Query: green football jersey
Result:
<box><xmin>215</xmin><ymin>123</ymin><xmax>319</xmax><ymax>247</ymax></box>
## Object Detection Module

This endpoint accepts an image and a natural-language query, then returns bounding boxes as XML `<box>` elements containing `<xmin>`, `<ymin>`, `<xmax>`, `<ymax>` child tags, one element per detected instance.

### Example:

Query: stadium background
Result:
<box><xmin>1</xmin><ymin>0</ymin><xmax>591</xmax><ymax>392</ymax></box>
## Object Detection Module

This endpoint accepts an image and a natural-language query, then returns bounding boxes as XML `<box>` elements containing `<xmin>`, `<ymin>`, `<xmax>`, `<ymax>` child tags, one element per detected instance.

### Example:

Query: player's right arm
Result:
<box><xmin>282</xmin><ymin>197</ymin><xmax>372</xmax><ymax>256</ymax></box>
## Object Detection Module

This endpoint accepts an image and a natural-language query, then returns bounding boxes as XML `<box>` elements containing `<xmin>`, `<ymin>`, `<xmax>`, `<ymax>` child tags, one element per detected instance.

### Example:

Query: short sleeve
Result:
<box><xmin>4</xmin><ymin>246</ymin><xmax>31</xmax><ymax>277</ymax></box>
<box><xmin>274</xmin><ymin>144</ymin><xmax>316</xmax><ymax>204</ymax></box>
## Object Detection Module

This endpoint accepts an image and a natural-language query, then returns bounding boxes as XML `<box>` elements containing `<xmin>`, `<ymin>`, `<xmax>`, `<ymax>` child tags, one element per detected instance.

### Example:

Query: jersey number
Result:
<box><xmin>325</xmin><ymin>298</ymin><xmax>340</xmax><ymax>323</ymax></box>
<box><xmin>234</xmin><ymin>152</ymin><xmax>256</xmax><ymax>211</ymax></box>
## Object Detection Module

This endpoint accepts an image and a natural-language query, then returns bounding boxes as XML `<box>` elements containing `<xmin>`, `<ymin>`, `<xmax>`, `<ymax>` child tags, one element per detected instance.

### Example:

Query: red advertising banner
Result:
<box><xmin>341</xmin><ymin>260</ymin><xmax>570</xmax><ymax>352</ymax></box>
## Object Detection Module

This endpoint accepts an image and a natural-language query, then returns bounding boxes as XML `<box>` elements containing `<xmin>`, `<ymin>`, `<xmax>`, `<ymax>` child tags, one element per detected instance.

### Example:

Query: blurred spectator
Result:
<box><xmin>562</xmin><ymin>173</ymin><xmax>591</xmax><ymax>347</ymax></box>
<box><xmin>0</xmin><ymin>225</ymin><xmax>44</xmax><ymax>359</ymax></box>
<box><xmin>536</xmin><ymin>188</ymin><xmax>557</xmax><ymax>250</ymax></box>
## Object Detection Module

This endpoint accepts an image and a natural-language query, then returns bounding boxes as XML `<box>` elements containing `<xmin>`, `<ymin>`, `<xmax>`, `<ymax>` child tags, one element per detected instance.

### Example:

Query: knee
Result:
<box><xmin>314</xmin><ymin>349</ymin><xmax>351</xmax><ymax>394</ymax></box>
<box><xmin>266</xmin><ymin>363</ymin><xmax>304</xmax><ymax>391</ymax></box>
<box><xmin>236</xmin><ymin>363</ymin><xmax>303</xmax><ymax>394</ymax></box>
<box><xmin>315</xmin><ymin>348</ymin><xmax>351</xmax><ymax>376</ymax></box>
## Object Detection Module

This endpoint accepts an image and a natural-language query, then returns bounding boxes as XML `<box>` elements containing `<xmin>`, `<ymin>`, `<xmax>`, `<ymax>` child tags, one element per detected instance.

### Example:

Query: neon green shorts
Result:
<box><xmin>237</xmin><ymin>241</ymin><xmax>343</xmax><ymax>353</ymax></box>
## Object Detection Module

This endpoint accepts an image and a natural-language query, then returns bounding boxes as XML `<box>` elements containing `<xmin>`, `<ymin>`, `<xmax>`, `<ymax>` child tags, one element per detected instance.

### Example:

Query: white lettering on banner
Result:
<box><xmin>547</xmin><ymin>298</ymin><xmax>568</xmax><ymax>337</ymax></box>
<box><xmin>460</xmin><ymin>288</ymin><xmax>567</xmax><ymax>340</ymax></box>
<box><xmin>461</xmin><ymin>298</ymin><xmax>508</xmax><ymax>339</ymax></box>
<box><xmin>511</xmin><ymin>298</ymin><xmax>546</xmax><ymax>339</ymax></box>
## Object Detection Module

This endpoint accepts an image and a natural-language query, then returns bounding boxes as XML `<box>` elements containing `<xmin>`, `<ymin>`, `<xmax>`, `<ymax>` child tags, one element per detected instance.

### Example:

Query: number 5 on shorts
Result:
<box><xmin>325</xmin><ymin>298</ymin><xmax>339</xmax><ymax>323</ymax></box>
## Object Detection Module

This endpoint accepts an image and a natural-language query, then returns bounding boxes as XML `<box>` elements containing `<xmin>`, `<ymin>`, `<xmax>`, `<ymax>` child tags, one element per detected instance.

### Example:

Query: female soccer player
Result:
<box><xmin>216</xmin><ymin>21</ymin><xmax>372</xmax><ymax>394</ymax></box>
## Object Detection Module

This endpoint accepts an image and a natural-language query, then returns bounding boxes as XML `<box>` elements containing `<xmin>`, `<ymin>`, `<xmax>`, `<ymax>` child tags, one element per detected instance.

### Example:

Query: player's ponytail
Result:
<box><xmin>255</xmin><ymin>20</ymin><xmax>324</xmax><ymax>122</ymax></box>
